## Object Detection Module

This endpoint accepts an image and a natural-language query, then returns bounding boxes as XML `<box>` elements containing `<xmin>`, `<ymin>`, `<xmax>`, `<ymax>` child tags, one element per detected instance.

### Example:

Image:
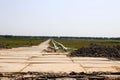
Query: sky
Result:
<box><xmin>0</xmin><ymin>0</ymin><xmax>120</xmax><ymax>37</ymax></box>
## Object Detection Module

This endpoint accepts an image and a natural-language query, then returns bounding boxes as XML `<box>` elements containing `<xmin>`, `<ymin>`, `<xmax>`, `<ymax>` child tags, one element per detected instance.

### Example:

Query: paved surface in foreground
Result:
<box><xmin>0</xmin><ymin>39</ymin><xmax>120</xmax><ymax>73</ymax></box>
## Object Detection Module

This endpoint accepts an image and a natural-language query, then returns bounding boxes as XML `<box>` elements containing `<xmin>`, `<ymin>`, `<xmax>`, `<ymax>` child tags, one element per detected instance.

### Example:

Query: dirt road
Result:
<box><xmin>0</xmin><ymin>39</ymin><xmax>120</xmax><ymax>73</ymax></box>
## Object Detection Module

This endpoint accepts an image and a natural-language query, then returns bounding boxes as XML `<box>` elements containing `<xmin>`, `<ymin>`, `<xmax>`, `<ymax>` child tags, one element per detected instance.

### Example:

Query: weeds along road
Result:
<box><xmin>0</xmin><ymin>39</ymin><xmax>119</xmax><ymax>74</ymax></box>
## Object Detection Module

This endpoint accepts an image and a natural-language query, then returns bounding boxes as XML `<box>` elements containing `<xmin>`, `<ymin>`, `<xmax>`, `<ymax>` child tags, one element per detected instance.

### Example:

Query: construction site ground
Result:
<box><xmin>0</xmin><ymin>39</ymin><xmax>120</xmax><ymax>79</ymax></box>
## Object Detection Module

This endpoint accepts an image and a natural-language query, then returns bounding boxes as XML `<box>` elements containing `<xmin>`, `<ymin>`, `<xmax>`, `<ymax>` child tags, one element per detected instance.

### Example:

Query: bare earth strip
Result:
<box><xmin>0</xmin><ymin>39</ymin><xmax>120</xmax><ymax>73</ymax></box>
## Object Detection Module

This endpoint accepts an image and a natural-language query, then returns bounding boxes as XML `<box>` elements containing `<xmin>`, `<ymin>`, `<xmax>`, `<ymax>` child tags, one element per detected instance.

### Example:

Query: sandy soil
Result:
<box><xmin>0</xmin><ymin>39</ymin><xmax>119</xmax><ymax>73</ymax></box>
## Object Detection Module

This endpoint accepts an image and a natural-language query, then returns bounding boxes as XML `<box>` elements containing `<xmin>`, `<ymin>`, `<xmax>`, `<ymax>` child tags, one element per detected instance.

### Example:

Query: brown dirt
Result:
<box><xmin>69</xmin><ymin>43</ymin><xmax>120</xmax><ymax>60</ymax></box>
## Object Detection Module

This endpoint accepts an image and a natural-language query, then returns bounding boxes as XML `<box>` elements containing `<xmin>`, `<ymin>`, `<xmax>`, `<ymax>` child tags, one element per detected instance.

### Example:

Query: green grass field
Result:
<box><xmin>0</xmin><ymin>37</ymin><xmax>46</xmax><ymax>49</ymax></box>
<box><xmin>0</xmin><ymin>37</ymin><xmax>120</xmax><ymax>50</ymax></box>
<box><xmin>55</xmin><ymin>38</ymin><xmax>120</xmax><ymax>49</ymax></box>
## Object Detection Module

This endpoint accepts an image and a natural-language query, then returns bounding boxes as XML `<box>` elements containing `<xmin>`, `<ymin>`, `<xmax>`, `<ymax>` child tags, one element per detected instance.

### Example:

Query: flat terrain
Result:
<box><xmin>55</xmin><ymin>38</ymin><xmax>120</xmax><ymax>49</ymax></box>
<box><xmin>0</xmin><ymin>39</ymin><xmax>119</xmax><ymax>73</ymax></box>
<box><xmin>0</xmin><ymin>37</ymin><xmax>46</xmax><ymax>48</ymax></box>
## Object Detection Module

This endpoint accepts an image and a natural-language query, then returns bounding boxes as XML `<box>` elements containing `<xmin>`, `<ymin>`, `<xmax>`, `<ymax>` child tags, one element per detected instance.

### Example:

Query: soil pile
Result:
<box><xmin>69</xmin><ymin>43</ymin><xmax>120</xmax><ymax>59</ymax></box>
<box><xmin>0</xmin><ymin>72</ymin><xmax>120</xmax><ymax>80</ymax></box>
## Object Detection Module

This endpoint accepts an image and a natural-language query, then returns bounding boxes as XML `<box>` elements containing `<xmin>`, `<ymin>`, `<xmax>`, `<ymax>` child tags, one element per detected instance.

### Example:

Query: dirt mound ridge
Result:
<box><xmin>69</xmin><ymin>43</ymin><xmax>120</xmax><ymax>60</ymax></box>
<box><xmin>0</xmin><ymin>72</ymin><xmax>120</xmax><ymax>80</ymax></box>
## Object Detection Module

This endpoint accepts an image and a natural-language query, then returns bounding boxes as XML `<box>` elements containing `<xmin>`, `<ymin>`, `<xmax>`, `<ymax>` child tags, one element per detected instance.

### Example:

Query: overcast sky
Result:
<box><xmin>0</xmin><ymin>0</ymin><xmax>120</xmax><ymax>37</ymax></box>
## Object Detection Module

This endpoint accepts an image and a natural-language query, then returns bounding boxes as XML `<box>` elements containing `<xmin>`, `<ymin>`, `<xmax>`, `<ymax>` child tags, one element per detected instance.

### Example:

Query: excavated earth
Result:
<box><xmin>0</xmin><ymin>40</ymin><xmax>119</xmax><ymax>80</ymax></box>
<box><xmin>69</xmin><ymin>43</ymin><xmax>120</xmax><ymax>60</ymax></box>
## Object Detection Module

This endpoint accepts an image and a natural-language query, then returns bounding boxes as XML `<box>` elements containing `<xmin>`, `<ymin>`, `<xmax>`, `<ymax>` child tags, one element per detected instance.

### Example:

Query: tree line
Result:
<box><xmin>0</xmin><ymin>35</ymin><xmax>120</xmax><ymax>40</ymax></box>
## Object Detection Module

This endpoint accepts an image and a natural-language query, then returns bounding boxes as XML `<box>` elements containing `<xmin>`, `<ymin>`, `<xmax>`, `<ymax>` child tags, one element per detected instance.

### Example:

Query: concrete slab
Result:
<box><xmin>0</xmin><ymin>57</ymin><xmax>28</xmax><ymax>60</ymax></box>
<box><xmin>74</xmin><ymin>61</ymin><xmax>116</xmax><ymax>64</ymax></box>
<box><xmin>71</xmin><ymin>57</ymin><xmax>109</xmax><ymax>61</ymax></box>
<box><xmin>0</xmin><ymin>63</ymin><xmax>27</xmax><ymax>72</ymax></box>
<box><xmin>85</xmin><ymin>67</ymin><xmax>119</xmax><ymax>72</ymax></box>
<box><xmin>31</xmin><ymin>58</ymin><xmax>71</xmax><ymax>61</ymax></box>
<box><xmin>81</xmin><ymin>63</ymin><xmax>120</xmax><ymax>68</ymax></box>
<box><xmin>72</xmin><ymin>57</ymin><xmax>120</xmax><ymax>72</ymax></box>
<box><xmin>0</xmin><ymin>60</ymin><xmax>27</xmax><ymax>63</ymax></box>
<box><xmin>39</xmin><ymin>55</ymin><xmax>67</xmax><ymax>58</ymax></box>
<box><xmin>22</xmin><ymin>64</ymin><xmax>85</xmax><ymax>73</ymax></box>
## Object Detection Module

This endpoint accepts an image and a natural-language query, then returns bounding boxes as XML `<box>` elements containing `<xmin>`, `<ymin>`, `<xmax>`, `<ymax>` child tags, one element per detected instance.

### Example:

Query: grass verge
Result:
<box><xmin>0</xmin><ymin>37</ymin><xmax>47</xmax><ymax>49</ymax></box>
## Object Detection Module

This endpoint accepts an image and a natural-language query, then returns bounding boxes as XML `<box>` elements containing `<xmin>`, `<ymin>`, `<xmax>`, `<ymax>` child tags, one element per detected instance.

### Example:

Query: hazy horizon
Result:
<box><xmin>0</xmin><ymin>0</ymin><xmax>120</xmax><ymax>37</ymax></box>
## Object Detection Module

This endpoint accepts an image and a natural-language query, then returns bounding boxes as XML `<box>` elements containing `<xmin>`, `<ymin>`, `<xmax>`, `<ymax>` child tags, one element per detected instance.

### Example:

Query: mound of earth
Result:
<box><xmin>0</xmin><ymin>72</ymin><xmax>120</xmax><ymax>80</ymax></box>
<box><xmin>69</xmin><ymin>43</ymin><xmax>120</xmax><ymax>60</ymax></box>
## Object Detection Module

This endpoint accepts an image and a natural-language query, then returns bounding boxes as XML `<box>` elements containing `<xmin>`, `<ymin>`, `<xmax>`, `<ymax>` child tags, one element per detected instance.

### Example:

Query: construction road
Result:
<box><xmin>0</xmin><ymin>39</ymin><xmax>120</xmax><ymax>73</ymax></box>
